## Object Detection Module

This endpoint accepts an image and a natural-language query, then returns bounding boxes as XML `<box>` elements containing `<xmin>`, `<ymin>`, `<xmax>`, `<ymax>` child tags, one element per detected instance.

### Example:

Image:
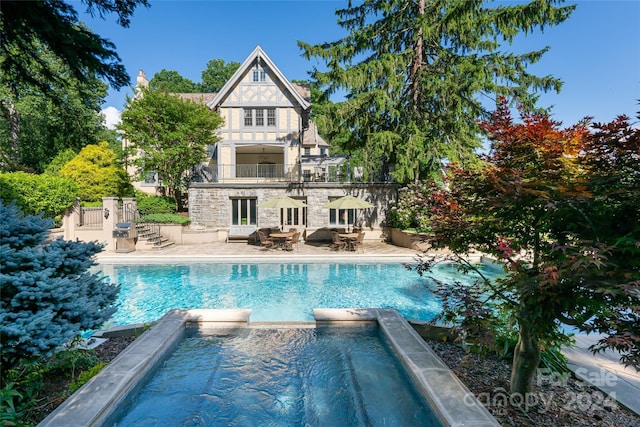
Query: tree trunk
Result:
<box><xmin>410</xmin><ymin>0</ymin><xmax>425</xmax><ymax>108</ymax></box>
<box><xmin>0</xmin><ymin>98</ymin><xmax>21</xmax><ymax>170</ymax></box>
<box><xmin>510</xmin><ymin>321</ymin><xmax>541</xmax><ymax>395</ymax></box>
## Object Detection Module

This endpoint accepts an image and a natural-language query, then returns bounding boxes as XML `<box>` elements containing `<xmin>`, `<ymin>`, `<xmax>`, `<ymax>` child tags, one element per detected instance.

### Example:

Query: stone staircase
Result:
<box><xmin>135</xmin><ymin>223</ymin><xmax>175</xmax><ymax>250</ymax></box>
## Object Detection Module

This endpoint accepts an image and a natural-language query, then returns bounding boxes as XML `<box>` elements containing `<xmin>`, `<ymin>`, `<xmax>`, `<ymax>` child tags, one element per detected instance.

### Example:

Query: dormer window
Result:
<box><xmin>252</xmin><ymin>68</ymin><xmax>267</xmax><ymax>82</ymax></box>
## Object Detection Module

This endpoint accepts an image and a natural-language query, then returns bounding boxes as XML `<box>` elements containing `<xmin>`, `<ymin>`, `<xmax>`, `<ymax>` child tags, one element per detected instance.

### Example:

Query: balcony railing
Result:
<box><xmin>194</xmin><ymin>164</ymin><xmax>376</xmax><ymax>184</ymax></box>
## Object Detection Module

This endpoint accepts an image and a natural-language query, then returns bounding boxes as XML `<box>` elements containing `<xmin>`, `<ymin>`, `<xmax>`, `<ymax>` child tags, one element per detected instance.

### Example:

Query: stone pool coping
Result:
<box><xmin>39</xmin><ymin>308</ymin><xmax>499</xmax><ymax>427</ymax></box>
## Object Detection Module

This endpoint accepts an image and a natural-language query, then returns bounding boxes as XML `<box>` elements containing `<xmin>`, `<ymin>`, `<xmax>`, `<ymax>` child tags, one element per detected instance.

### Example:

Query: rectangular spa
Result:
<box><xmin>39</xmin><ymin>309</ymin><xmax>499</xmax><ymax>427</ymax></box>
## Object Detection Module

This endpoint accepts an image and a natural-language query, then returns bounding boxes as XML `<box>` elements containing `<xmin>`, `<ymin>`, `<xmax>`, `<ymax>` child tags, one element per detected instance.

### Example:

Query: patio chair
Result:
<box><xmin>285</xmin><ymin>231</ymin><xmax>300</xmax><ymax>251</ymax></box>
<box><xmin>331</xmin><ymin>231</ymin><xmax>346</xmax><ymax>251</ymax></box>
<box><xmin>257</xmin><ymin>230</ymin><xmax>274</xmax><ymax>250</ymax></box>
<box><xmin>354</xmin><ymin>231</ymin><xmax>365</xmax><ymax>253</ymax></box>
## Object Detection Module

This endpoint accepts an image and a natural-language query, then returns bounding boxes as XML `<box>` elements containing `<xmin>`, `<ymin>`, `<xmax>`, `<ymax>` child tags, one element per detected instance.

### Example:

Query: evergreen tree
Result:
<box><xmin>0</xmin><ymin>201</ymin><xmax>119</xmax><ymax>370</ymax></box>
<box><xmin>299</xmin><ymin>0</ymin><xmax>575</xmax><ymax>182</ymax></box>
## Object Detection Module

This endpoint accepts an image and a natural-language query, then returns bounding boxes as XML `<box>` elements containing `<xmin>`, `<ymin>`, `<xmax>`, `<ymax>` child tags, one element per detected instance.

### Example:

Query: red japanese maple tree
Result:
<box><xmin>415</xmin><ymin>98</ymin><xmax>639</xmax><ymax>395</ymax></box>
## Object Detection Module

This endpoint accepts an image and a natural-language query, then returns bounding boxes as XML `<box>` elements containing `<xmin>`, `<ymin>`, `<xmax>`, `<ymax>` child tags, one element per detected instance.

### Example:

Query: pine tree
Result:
<box><xmin>299</xmin><ymin>0</ymin><xmax>575</xmax><ymax>182</ymax></box>
<box><xmin>0</xmin><ymin>202</ymin><xmax>119</xmax><ymax>370</ymax></box>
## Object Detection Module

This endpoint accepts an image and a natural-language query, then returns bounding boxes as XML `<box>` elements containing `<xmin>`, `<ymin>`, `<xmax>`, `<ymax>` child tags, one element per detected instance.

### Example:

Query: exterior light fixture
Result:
<box><xmin>104</xmin><ymin>208</ymin><xmax>110</xmax><ymax>219</ymax></box>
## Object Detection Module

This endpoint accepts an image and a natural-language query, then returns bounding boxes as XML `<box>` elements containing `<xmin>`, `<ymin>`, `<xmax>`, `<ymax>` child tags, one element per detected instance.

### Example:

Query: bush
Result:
<box><xmin>387</xmin><ymin>181</ymin><xmax>434</xmax><ymax>231</ymax></box>
<box><xmin>136</xmin><ymin>194</ymin><xmax>176</xmax><ymax>216</ymax></box>
<box><xmin>68</xmin><ymin>362</ymin><xmax>107</xmax><ymax>394</ymax></box>
<box><xmin>43</xmin><ymin>149</ymin><xmax>77</xmax><ymax>176</ymax></box>
<box><xmin>0</xmin><ymin>201</ymin><xmax>120</xmax><ymax>371</ymax></box>
<box><xmin>136</xmin><ymin>213</ymin><xmax>190</xmax><ymax>225</ymax></box>
<box><xmin>59</xmin><ymin>142</ymin><xmax>132</xmax><ymax>202</ymax></box>
<box><xmin>0</xmin><ymin>172</ymin><xmax>78</xmax><ymax>224</ymax></box>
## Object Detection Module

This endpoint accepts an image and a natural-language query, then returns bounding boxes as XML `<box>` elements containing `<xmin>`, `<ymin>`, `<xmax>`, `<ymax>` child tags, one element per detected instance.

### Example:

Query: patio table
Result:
<box><xmin>339</xmin><ymin>233</ymin><xmax>359</xmax><ymax>251</ymax></box>
<box><xmin>270</xmin><ymin>232</ymin><xmax>294</xmax><ymax>250</ymax></box>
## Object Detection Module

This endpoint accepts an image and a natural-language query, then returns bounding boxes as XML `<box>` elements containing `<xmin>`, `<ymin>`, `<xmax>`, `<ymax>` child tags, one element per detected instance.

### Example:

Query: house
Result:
<box><xmin>128</xmin><ymin>46</ymin><xmax>397</xmax><ymax>243</ymax></box>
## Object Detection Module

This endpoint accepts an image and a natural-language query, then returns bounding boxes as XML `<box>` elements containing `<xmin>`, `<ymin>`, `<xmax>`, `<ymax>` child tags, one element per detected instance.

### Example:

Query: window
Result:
<box><xmin>252</xmin><ymin>69</ymin><xmax>267</xmax><ymax>82</ymax></box>
<box><xmin>320</xmin><ymin>148</ymin><xmax>327</xmax><ymax>156</ymax></box>
<box><xmin>304</xmin><ymin>147</ymin><xmax>311</xmax><ymax>156</ymax></box>
<box><xmin>231</xmin><ymin>198</ymin><xmax>257</xmax><ymax>225</ymax></box>
<box><xmin>143</xmin><ymin>171</ymin><xmax>157</xmax><ymax>185</ymax></box>
<box><xmin>243</xmin><ymin>108</ymin><xmax>276</xmax><ymax>127</ymax></box>
<box><xmin>328</xmin><ymin>197</ymin><xmax>354</xmax><ymax>227</ymax></box>
<box><xmin>280</xmin><ymin>199</ymin><xmax>307</xmax><ymax>227</ymax></box>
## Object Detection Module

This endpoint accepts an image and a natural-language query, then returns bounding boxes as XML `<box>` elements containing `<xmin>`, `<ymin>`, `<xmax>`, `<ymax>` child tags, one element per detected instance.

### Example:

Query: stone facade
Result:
<box><xmin>188</xmin><ymin>182</ymin><xmax>398</xmax><ymax>241</ymax></box>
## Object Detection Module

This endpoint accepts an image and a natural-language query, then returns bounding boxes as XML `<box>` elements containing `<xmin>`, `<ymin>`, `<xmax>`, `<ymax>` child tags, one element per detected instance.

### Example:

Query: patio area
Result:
<box><xmin>97</xmin><ymin>238</ymin><xmax>425</xmax><ymax>262</ymax></box>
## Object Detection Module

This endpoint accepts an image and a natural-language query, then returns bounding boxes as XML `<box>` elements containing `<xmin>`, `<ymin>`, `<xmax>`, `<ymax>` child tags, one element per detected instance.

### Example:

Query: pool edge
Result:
<box><xmin>38</xmin><ymin>308</ymin><xmax>499</xmax><ymax>427</ymax></box>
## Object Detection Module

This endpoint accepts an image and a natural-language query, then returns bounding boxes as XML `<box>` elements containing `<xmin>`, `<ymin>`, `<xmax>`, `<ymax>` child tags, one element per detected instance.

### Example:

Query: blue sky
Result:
<box><xmin>79</xmin><ymin>0</ymin><xmax>640</xmax><ymax>127</ymax></box>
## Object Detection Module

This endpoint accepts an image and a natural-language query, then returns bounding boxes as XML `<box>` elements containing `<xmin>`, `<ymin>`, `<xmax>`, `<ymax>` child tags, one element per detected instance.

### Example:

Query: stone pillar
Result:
<box><xmin>102</xmin><ymin>197</ymin><xmax>119</xmax><ymax>252</ymax></box>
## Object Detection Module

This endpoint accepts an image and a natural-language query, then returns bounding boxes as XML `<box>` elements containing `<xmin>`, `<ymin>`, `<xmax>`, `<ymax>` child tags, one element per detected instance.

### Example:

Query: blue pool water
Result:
<box><xmin>98</xmin><ymin>262</ymin><xmax>501</xmax><ymax>325</ymax></box>
<box><xmin>113</xmin><ymin>325</ymin><xmax>442</xmax><ymax>427</ymax></box>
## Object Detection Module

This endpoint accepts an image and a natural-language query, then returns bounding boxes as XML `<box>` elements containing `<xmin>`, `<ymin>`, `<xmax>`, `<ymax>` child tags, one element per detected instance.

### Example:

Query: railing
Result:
<box><xmin>78</xmin><ymin>207</ymin><xmax>103</xmax><ymax>227</ymax></box>
<box><xmin>197</xmin><ymin>164</ymin><xmax>372</xmax><ymax>184</ymax></box>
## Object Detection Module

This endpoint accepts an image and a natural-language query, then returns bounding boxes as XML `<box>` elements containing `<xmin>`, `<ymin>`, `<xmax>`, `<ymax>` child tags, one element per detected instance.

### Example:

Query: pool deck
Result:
<box><xmin>95</xmin><ymin>240</ymin><xmax>640</xmax><ymax>417</ymax></box>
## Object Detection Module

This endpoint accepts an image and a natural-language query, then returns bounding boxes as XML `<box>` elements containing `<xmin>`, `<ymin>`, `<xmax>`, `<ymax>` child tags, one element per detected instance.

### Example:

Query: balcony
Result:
<box><xmin>195</xmin><ymin>164</ymin><xmax>364</xmax><ymax>184</ymax></box>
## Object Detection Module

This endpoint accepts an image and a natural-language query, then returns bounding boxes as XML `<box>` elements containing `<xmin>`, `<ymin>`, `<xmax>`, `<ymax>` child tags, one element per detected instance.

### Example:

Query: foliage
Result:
<box><xmin>387</xmin><ymin>182</ymin><xmax>436</xmax><ymax>230</ymax></box>
<box><xmin>412</xmin><ymin>99</ymin><xmax>640</xmax><ymax>395</ymax></box>
<box><xmin>0</xmin><ymin>382</ymin><xmax>23</xmax><ymax>426</ymax></box>
<box><xmin>1</xmin><ymin>347</ymin><xmax>99</xmax><ymax>425</ymax></box>
<box><xmin>119</xmin><ymin>87</ymin><xmax>223</xmax><ymax>210</ymax></box>
<box><xmin>68</xmin><ymin>362</ymin><xmax>107</xmax><ymax>394</ymax></box>
<box><xmin>299</xmin><ymin>0</ymin><xmax>574</xmax><ymax>183</ymax></box>
<box><xmin>136</xmin><ymin>213</ymin><xmax>191</xmax><ymax>225</ymax></box>
<box><xmin>0</xmin><ymin>0</ymin><xmax>148</xmax><ymax>95</ymax></box>
<box><xmin>0</xmin><ymin>172</ymin><xmax>78</xmax><ymax>223</ymax></box>
<box><xmin>136</xmin><ymin>193</ymin><xmax>176</xmax><ymax>216</ymax></box>
<box><xmin>43</xmin><ymin>149</ymin><xmax>77</xmax><ymax>176</ymax></box>
<box><xmin>0</xmin><ymin>42</ymin><xmax>115</xmax><ymax>172</ymax></box>
<box><xmin>199</xmin><ymin>59</ymin><xmax>240</xmax><ymax>93</ymax></box>
<box><xmin>149</xmin><ymin>59</ymin><xmax>240</xmax><ymax>93</ymax></box>
<box><xmin>0</xmin><ymin>201</ymin><xmax>120</xmax><ymax>371</ymax></box>
<box><xmin>59</xmin><ymin>142</ymin><xmax>132</xmax><ymax>202</ymax></box>
<box><xmin>149</xmin><ymin>69</ymin><xmax>199</xmax><ymax>92</ymax></box>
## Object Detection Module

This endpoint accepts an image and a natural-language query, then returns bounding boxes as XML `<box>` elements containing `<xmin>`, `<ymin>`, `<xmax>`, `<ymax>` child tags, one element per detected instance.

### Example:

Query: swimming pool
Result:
<box><xmin>113</xmin><ymin>324</ymin><xmax>442</xmax><ymax>426</ymax></box>
<box><xmin>97</xmin><ymin>261</ymin><xmax>501</xmax><ymax>325</ymax></box>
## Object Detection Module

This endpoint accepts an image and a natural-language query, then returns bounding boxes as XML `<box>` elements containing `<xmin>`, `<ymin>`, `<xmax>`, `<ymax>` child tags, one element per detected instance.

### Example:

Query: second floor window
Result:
<box><xmin>243</xmin><ymin>108</ymin><xmax>276</xmax><ymax>127</ymax></box>
<box><xmin>304</xmin><ymin>147</ymin><xmax>311</xmax><ymax>156</ymax></box>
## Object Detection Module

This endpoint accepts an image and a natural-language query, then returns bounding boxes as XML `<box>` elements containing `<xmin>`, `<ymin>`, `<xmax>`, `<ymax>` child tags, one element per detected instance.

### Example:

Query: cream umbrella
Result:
<box><xmin>258</xmin><ymin>196</ymin><xmax>307</xmax><ymax>230</ymax></box>
<box><xmin>322</xmin><ymin>195</ymin><xmax>373</xmax><ymax>232</ymax></box>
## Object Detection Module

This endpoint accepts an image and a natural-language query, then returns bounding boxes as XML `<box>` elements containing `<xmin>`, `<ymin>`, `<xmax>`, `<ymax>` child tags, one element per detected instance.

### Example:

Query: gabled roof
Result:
<box><xmin>175</xmin><ymin>93</ymin><xmax>217</xmax><ymax>104</ymax></box>
<box><xmin>302</xmin><ymin>122</ymin><xmax>329</xmax><ymax>147</ymax></box>
<box><xmin>207</xmin><ymin>45</ymin><xmax>311</xmax><ymax>111</ymax></box>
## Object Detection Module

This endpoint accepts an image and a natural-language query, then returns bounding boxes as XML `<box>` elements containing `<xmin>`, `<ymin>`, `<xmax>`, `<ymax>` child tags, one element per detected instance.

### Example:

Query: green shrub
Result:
<box><xmin>68</xmin><ymin>362</ymin><xmax>107</xmax><ymax>394</ymax></box>
<box><xmin>59</xmin><ymin>142</ymin><xmax>132</xmax><ymax>202</ymax></box>
<box><xmin>43</xmin><ymin>149</ymin><xmax>77</xmax><ymax>176</ymax></box>
<box><xmin>136</xmin><ymin>195</ymin><xmax>176</xmax><ymax>216</ymax></box>
<box><xmin>136</xmin><ymin>213</ymin><xmax>190</xmax><ymax>224</ymax></box>
<box><xmin>387</xmin><ymin>181</ymin><xmax>434</xmax><ymax>231</ymax></box>
<box><xmin>0</xmin><ymin>172</ymin><xmax>78</xmax><ymax>223</ymax></box>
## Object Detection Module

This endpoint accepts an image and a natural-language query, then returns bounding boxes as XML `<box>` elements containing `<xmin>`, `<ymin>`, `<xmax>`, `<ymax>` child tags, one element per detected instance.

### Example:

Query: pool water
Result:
<box><xmin>113</xmin><ymin>325</ymin><xmax>442</xmax><ymax>427</ymax></box>
<box><xmin>98</xmin><ymin>262</ymin><xmax>500</xmax><ymax>324</ymax></box>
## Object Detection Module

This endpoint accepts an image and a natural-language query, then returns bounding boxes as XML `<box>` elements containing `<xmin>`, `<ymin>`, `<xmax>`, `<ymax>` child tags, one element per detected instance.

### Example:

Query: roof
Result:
<box><xmin>174</xmin><ymin>93</ymin><xmax>217</xmax><ymax>104</ymax></box>
<box><xmin>291</xmin><ymin>83</ymin><xmax>310</xmax><ymax>103</ymax></box>
<box><xmin>302</xmin><ymin>121</ymin><xmax>329</xmax><ymax>147</ymax></box>
<box><xmin>207</xmin><ymin>45</ymin><xmax>311</xmax><ymax>111</ymax></box>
